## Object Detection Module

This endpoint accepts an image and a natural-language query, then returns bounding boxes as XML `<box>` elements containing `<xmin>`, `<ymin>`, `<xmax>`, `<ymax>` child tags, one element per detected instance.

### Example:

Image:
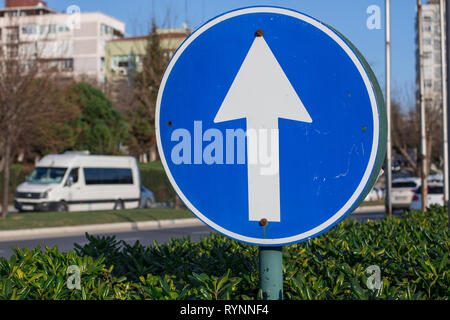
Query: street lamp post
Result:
<box><xmin>385</xmin><ymin>0</ymin><xmax>393</xmax><ymax>217</ymax></box>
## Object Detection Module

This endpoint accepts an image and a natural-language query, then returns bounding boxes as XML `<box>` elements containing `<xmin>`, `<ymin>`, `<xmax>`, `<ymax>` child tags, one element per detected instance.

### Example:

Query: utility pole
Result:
<box><xmin>440</xmin><ymin>0</ymin><xmax>449</xmax><ymax>205</ymax></box>
<box><xmin>446</xmin><ymin>0</ymin><xmax>450</xmax><ymax>228</ymax></box>
<box><xmin>418</xmin><ymin>0</ymin><xmax>428</xmax><ymax>212</ymax></box>
<box><xmin>385</xmin><ymin>0</ymin><xmax>393</xmax><ymax>217</ymax></box>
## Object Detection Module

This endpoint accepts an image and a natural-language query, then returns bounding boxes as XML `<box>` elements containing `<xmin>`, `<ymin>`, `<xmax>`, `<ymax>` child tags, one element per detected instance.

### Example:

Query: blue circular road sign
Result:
<box><xmin>156</xmin><ymin>6</ymin><xmax>386</xmax><ymax>246</ymax></box>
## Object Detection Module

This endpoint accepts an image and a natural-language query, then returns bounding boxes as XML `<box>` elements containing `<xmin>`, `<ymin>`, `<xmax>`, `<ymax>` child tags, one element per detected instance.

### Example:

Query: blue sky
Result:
<box><xmin>36</xmin><ymin>0</ymin><xmax>418</xmax><ymax>109</ymax></box>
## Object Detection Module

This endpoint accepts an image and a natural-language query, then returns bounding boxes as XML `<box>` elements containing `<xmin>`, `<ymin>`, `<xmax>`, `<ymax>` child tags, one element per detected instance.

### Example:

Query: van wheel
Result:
<box><xmin>114</xmin><ymin>200</ymin><xmax>124</xmax><ymax>210</ymax></box>
<box><xmin>56</xmin><ymin>201</ymin><xmax>68</xmax><ymax>212</ymax></box>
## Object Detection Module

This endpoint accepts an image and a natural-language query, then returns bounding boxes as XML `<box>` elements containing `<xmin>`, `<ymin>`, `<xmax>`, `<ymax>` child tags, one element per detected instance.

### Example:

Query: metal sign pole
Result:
<box><xmin>385</xmin><ymin>0</ymin><xmax>393</xmax><ymax>216</ymax></box>
<box><xmin>440</xmin><ymin>0</ymin><xmax>449</xmax><ymax>204</ymax></box>
<box><xmin>259</xmin><ymin>246</ymin><xmax>283</xmax><ymax>300</ymax></box>
<box><xmin>418</xmin><ymin>0</ymin><xmax>428</xmax><ymax>211</ymax></box>
<box><xmin>446</xmin><ymin>0</ymin><xmax>450</xmax><ymax>228</ymax></box>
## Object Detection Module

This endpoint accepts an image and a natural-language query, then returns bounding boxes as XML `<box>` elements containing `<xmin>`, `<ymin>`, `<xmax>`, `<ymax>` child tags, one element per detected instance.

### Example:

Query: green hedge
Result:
<box><xmin>139</xmin><ymin>163</ymin><xmax>176</xmax><ymax>202</ymax></box>
<box><xmin>0</xmin><ymin>207</ymin><xmax>448</xmax><ymax>300</ymax></box>
<box><xmin>0</xmin><ymin>162</ymin><xmax>176</xmax><ymax>203</ymax></box>
<box><xmin>0</xmin><ymin>164</ymin><xmax>31</xmax><ymax>202</ymax></box>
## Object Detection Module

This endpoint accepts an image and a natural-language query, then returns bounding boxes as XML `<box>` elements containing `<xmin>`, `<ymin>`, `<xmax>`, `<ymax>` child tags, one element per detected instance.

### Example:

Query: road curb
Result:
<box><xmin>352</xmin><ymin>205</ymin><xmax>385</xmax><ymax>213</ymax></box>
<box><xmin>0</xmin><ymin>205</ymin><xmax>385</xmax><ymax>242</ymax></box>
<box><xmin>0</xmin><ymin>218</ymin><xmax>205</xmax><ymax>242</ymax></box>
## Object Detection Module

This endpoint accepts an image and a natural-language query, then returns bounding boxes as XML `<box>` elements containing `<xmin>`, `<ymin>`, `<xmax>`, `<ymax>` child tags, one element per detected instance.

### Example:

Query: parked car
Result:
<box><xmin>140</xmin><ymin>186</ymin><xmax>155</xmax><ymax>208</ymax></box>
<box><xmin>410</xmin><ymin>183</ymin><xmax>444</xmax><ymax>211</ymax></box>
<box><xmin>391</xmin><ymin>177</ymin><xmax>421</xmax><ymax>210</ymax></box>
<box><xmin>14</xmin><ymin>152</ymin><xmax>140</xmax><ymax>212</ymax></box>
<box><xmin>363</xmin><ymin>186</ymin><xmax>384</xmax><ymax>202</ymax></box>
<box><xmin>427</xmin><ymin>174</ymin><xmax>443</xmax><ymax>184</ymax></box>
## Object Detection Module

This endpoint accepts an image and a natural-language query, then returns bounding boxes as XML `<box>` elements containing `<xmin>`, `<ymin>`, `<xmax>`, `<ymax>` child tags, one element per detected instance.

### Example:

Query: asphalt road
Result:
<box><xmin>349</xmin><ymin>207</ymin><xmax>403</xmax><ymax>222</ymax></box>
<box><xmin>0</xmin><ymin>207</ymin><xmax>397</xmax><ymax>259</ymax></box>
<box><xmin>0</xmin><ymin>224</ymin><xmax>214</xmax><ymax>259</ymax></box>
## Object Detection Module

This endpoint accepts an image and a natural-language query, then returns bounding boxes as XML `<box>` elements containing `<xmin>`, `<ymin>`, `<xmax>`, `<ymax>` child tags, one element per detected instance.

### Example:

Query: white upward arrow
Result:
<box><xmin>214</xmin><ymin>35</ymin><xmax>313</xmax><ymax>222</ymax></box>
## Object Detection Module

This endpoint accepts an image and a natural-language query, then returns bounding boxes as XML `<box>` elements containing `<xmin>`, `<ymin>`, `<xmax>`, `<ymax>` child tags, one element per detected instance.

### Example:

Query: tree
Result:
<box><xmin>131</xmin><ymin>21</ymin><xmax>170</xmax><ymax>160</ymax></box>
<box><xmin>0</xmin><ymin>9</ymin><xmax>76</xmax><ymax>218</ymax></box>
<box><xmin>126</xmin><ymin>104</ymin><xmax>155</xmax><ymax>159</ymax></box>
<box><xmin>391</xmin><ymin>98</ymin><xmax>443</xmax><ymax>176</ymax></box>
<box><xmin>424</xmin><ymin>100</ymin><xmax>443</xmax><ymax>172</ymax></box>
<box><xmin>0</xmin><ymin>56</ymin><xmax>61</xmax><ymax>218</ymax></box>
<box><xmin>391</xmin><ymin>101</ymin><xmax>420</xmax><ymax>173</ymax></box>
<box><xmin>66</xmin><ymin>82</ymin><xmax>130</xmax><ymax>155</ymax></box>
<box><xmin>23</xmin><ymin>83</ymin><xmax>81</xmax><ymax>158</ymax></box>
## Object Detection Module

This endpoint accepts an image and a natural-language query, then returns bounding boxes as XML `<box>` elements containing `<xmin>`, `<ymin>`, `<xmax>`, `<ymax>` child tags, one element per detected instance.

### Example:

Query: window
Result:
<box><xmin>6</xmin><ymin>27</ymin><xmax>19</xmax><ymax>41</ymax></box>
<box><xmin>67</xmin><ymin>168</ymin><xmax>79</xmax><ymax>184</ymax></box>
<box><xmin>100</xmin><ymin>23</ymin><xmax>114</xmax><ymax>35</ymax></box>
<box><xmin>423</xmin><ymin>16</ymin><xmax>432</xmax><ymax>23</ymax></box>
<box><xmin>435</xmin><ymin>80</ymin><xmax>442</xmax><ymax>92</ymax></box>
<box><xmin>47</xmin><ymin>59</ymin><xmax>73</xmax><ymax>71</ymax></box>
<box><xmin>434</xmin><ymin>40</ymin><xmax>441</xmax><ymax>51</ymax></box>
<box><xmin>423</xmin><ymin>38</ymin><xmax>432</xmax><ymax>46</ymax></box>
<box><xmin>21</xmin><ymin>24</ymin><xmax>37</xmax><ymax>35</ymax></box>
<box><xmin>84</xmin><ymin>168</ymin><xmax>133</xmax><ymax>185</ymax></box>
<box><xmin>423</xmin><ymin>24</ymin><xmax>432</xmax><ymax>33</ymax></box>
<box><xmin>416</xmin><ymin>186</ymin><xmax>444</xmax><ymax>194</ymax></box>
<box><xmin>57</xmin><ymin>24</ymin><xmax>70</xmax><ymax>33</ymax></box>
<box><xmin>40</xmin><ymin>24</ymin><xmax>57</xmax><ymax>35</ymax></box>
<box><xmin>112</xmin><ymin>55</ymin><xmax>130</xmax><ymax>68</ymax></box>
<box><xmin>20</xmin><ymin>60</ymin><xmax>36</xmax><ymax>72</ymax></box>
<box><xmin>429</xmin><ymin>186</ymin><xmax>444</xmax><ymax>194</ymax></box>
<box><xmin>435</xmin><ymin>67</ymin><xmax>442</xmax><ymax>77</ymax></box>
<box><xmin>27</xmin><ymin>167</ymin><xmax>68</xmax><ymax>184</ymax></box>
<box><xmin>424</xmin><ymin>79</ymin><xmax>433</xmax><ymax>88</ymax></box>
<box><xmin>6</xmin><ymin>44</ymin><xmax>18</xmax><ymax>57</ymax></box>
<box><xmin>434</xmin><ymin>53</ymin><xmax>441</xmax><ymax>64</ymax></box>
<box><xmin>392</xmin><ymin>182</ymin><xmax>417</xmax><ymax>189</ymax></box>
<box><xmin>61</xmin><ymin>59</ymin><xmax>74</xmax><ymax>71</ymax></box>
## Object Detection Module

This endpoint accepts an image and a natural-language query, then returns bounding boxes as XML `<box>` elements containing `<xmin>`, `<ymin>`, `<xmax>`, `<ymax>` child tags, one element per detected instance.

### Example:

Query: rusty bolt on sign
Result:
<box><xmin>259</xmin><ymin>218</ymin><xmax>268</xmax><ymax>227</ymax></box>
<box><xmin>255</xmin><ymin>29</ymin><xmax>264</xmax><ymax>37</ymax></box>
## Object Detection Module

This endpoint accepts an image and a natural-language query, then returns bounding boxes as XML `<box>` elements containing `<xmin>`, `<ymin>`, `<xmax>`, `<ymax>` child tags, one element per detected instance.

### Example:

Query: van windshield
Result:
<box><xmin>26</xmin><ymin>167</ymin><xmax>67</xmax><ymax>184</ymax></box>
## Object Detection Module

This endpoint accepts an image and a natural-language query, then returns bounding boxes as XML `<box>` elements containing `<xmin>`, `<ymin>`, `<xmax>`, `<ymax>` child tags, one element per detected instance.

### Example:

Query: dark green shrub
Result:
<box><xmin>0</xmin><ymin>246</ymin><xmax>132</xmax><ymax>300</ymax></box>
<box><xmin>0</xmin><ymin>207</ymin><xmax>448</xmax><ymax>300</ymax></box>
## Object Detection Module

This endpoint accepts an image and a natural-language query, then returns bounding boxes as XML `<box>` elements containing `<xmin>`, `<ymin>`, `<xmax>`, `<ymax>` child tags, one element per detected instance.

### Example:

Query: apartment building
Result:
<box><xmin>0</xmin><ymin>0</ymin><xmax>125</xmax><ymax>83</ymax></box>
<box><xmin>417</xmin><ymin>0</ymin><xmax>443</xmax><ymax>109</ymax></box>
<box><xmin>105</xmin><ymin>28</ymin><xmax>189</xmax><ymax>81</ymax></box>
<box><xmin>105</xmin><ymin>28</ymin><xmax>189</xmax><ymax>100</ymax></box>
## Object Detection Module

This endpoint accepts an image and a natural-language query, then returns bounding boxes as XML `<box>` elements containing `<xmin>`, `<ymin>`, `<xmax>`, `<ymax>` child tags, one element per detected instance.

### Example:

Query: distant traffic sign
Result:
<box><xmin>156</xmin><ymin>6</ymin><xmax>386</xmax><ymax>246</ymax></box>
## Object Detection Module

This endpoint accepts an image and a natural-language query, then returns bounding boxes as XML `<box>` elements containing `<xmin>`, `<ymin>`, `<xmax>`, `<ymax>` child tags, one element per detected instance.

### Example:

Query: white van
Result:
<box><xmin>14</xmin><ymin>152</ymin><xmax>141</xmax><ymax>212</ymax></box>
